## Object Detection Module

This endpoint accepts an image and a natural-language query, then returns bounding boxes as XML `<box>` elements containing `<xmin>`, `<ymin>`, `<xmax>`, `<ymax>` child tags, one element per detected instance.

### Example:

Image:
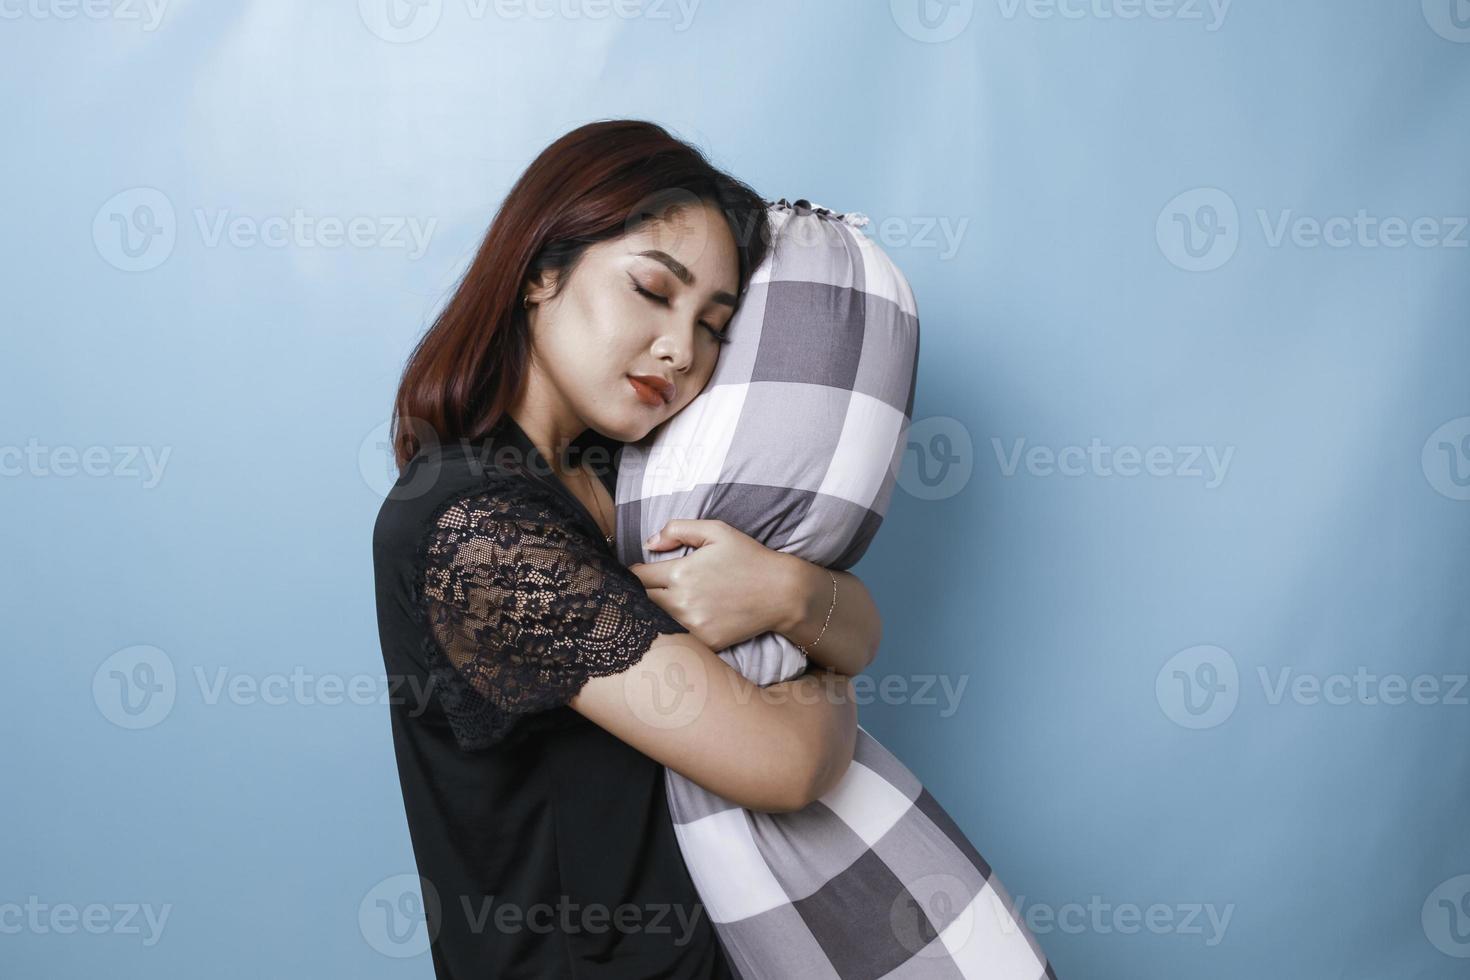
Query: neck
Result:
<box><xmin>507</xmin><ymin>375</ymin><xmax>587</xmax><ymax>478</ymax></box>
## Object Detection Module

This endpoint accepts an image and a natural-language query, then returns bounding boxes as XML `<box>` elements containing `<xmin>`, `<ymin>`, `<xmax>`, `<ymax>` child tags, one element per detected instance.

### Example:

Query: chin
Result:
<box><xmin>587</xmin><ymin>411</ymin><xmax>654</xmax><ymax>445</ymax></box>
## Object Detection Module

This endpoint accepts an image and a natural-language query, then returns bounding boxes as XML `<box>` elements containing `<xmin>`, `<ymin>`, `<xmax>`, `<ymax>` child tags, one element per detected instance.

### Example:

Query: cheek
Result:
<box><xmin>686</xmin><ymin>348</ymin><xmax>720</xmax><ymax>396</ymax></box>
<box><xmin>584</xmin><ymin>293</ymin><xmax>642</xmax><ymax>353</ymax></box>
<box><xmin>549</xmin><ymin>290</ymin><xmax>627</xmax><ymax>365</ymax></box>
<box><xmin>534</xmin><ymin>314</ymin><xmax>612</xmax><ymax>397</ymax></box>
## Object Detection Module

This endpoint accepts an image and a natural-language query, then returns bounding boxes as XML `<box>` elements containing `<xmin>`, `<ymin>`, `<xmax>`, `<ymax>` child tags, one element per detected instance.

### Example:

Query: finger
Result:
<box><xmin>628</xmin><ymin>559</ymin><xmax>675</xmax><ymax>590</ymax></box>
<box><xmin>645</xmin><ymin>518</ymin><xmax>724</xmax><ymax>551</ymax></box>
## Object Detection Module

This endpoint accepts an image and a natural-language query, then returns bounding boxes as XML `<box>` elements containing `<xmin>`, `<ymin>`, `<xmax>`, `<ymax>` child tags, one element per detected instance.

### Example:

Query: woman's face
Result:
<box><xmin>524</xmin><ymin>200</ymin><xmax>741</xmax><ymax>444</ymax></box>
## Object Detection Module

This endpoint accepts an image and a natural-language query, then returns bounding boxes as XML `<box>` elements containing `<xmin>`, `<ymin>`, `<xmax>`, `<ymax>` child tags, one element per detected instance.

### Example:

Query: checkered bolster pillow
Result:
<box><xmin>614</xmin><ymin>197</ymin><xmax>919</xmax><ymax>685</ymax></box>
<box><xmin>613</xmin><ymin>200</ymin><xmax>1056</xmax><ymax>980</ymax></box>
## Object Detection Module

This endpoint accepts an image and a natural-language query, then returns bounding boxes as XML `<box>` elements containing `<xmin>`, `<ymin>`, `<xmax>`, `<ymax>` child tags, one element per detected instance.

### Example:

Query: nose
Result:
<box><xmin>651</xmin><ymin>326</ymin><xmax>694</xmax><ymax>374</ymax></box>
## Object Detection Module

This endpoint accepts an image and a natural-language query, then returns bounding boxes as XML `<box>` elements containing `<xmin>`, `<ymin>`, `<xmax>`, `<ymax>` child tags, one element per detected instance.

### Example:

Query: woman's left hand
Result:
<box><xmin>627</xmin><ymin>519</ymin><xmax>797</xmax><ymax>653</ymax></box>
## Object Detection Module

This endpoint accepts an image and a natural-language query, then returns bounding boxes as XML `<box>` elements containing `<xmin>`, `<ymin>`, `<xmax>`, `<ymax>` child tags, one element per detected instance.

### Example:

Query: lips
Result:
<box><xmin>628</xmin><ymin>374</ymin><xmax>675</xmax><ymax>407</ymax></box>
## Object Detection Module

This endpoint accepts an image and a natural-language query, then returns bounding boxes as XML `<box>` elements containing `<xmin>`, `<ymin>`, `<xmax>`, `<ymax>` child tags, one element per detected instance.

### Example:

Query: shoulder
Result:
<box><xmin>406</xmin><ymin>457</ymin><xmax>686</xmax><ymax>751</ymax></box>
<box><xmin>373</xmin><ymin>441</ymin><xmax>577</xmax><ymax>568</ymax></box>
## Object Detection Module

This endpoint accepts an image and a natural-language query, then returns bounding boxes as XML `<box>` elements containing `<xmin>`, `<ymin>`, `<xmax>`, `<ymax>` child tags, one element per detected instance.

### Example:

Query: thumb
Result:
<box><xmin>644</xmin><ymin>519</ymin><xmax>720</xmax><ymax>552</ymax></box>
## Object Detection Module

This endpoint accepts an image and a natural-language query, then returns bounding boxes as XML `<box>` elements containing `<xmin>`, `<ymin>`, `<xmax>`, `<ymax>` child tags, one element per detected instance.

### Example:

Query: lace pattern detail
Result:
<box><xmin>413</xmin><ymin>473</ymin><xmax>689</xmax><ymax>750</ymax></box>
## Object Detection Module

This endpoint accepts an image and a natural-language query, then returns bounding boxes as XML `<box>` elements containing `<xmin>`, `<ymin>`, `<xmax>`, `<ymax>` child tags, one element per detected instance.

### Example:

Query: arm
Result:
<box><xmin>422</xmin><ymin>487</ymin><xmax>857</xmax><ymax>814</ymax></box>
<box><xmin>633</xmin><ymin>520</ymin><xmax>882</xmax><ymax>677</ymax></box>
<box><xmin>571</xmin><ymin>640</ymin><xmax>857</xmax><ymax>813</ymax></box>
<box><xmin>770</xmin><ymin>556</ymin><xmax>881</xmax><ymax>678</ymax></box>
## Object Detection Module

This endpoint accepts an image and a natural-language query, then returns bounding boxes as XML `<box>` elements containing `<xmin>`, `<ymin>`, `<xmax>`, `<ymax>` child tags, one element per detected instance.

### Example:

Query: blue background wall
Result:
<box><xmin>4</xmin><ymin>1</ymin><xmax>1467</xmax><ymax>977</ymax></box>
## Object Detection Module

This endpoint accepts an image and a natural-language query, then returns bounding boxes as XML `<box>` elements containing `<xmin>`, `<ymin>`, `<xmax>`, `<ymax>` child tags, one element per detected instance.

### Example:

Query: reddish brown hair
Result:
<box><xmin>389</xmin><ymin>119</ymin><xmax>772</xmax><ymax>470</ymax></box>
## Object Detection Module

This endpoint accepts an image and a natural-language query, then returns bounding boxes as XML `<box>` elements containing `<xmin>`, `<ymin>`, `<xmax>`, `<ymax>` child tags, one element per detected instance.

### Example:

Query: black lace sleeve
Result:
<box><xmin>414</xmin><ymin>475</ymin><xmax>690</xmax><ymax>751</ymax></box>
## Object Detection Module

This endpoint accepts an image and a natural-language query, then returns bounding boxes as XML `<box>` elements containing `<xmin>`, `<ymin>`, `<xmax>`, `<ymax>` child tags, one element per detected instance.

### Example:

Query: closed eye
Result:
<box><xmin>628</xmin><ymin>276</ymin><xmax>730</xmax><ymax>345</ymax></box>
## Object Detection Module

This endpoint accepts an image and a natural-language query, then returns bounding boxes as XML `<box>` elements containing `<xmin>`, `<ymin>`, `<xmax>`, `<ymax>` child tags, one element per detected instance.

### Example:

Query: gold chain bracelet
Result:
<box><xmin>796</xmin><ymin>570</ymin><xmax>838</xmax><ymax>655</ymax></box>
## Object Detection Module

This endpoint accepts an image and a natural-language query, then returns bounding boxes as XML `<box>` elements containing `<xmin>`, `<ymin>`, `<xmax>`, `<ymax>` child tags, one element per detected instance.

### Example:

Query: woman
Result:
<box><xmin>371</xmin><ymin>119</ymin><xmax>878</xmax><ymax>978</ymax></box>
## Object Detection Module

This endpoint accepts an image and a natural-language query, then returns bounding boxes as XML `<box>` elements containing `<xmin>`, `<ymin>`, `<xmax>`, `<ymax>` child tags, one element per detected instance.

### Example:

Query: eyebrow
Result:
<box><xmin>635</xmin><ymin>249</ymin><xmax>738</xmax><ymax>308</ymax></box>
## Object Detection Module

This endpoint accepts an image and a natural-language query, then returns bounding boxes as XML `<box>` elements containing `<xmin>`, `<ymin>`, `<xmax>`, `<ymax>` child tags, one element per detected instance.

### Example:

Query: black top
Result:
<box><xmin>371</xmin><ymin>414</ymin><xmax>735</xmax><ymax>980</ymax></box>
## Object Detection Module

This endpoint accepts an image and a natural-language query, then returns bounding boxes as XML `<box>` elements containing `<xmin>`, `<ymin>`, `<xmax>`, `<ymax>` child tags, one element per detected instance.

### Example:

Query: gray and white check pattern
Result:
<box><xmin>614</xmin><ymin>199</ymin><xmax>1056</xmax><ymax>979</ymax></box>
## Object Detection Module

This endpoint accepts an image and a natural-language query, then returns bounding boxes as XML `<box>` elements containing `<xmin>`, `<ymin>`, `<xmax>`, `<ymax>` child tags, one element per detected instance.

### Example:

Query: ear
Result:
<box><xmin>523</xmin><ymin>269</ymin><xmax>561</xmax><ymax>307</ymax></box>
